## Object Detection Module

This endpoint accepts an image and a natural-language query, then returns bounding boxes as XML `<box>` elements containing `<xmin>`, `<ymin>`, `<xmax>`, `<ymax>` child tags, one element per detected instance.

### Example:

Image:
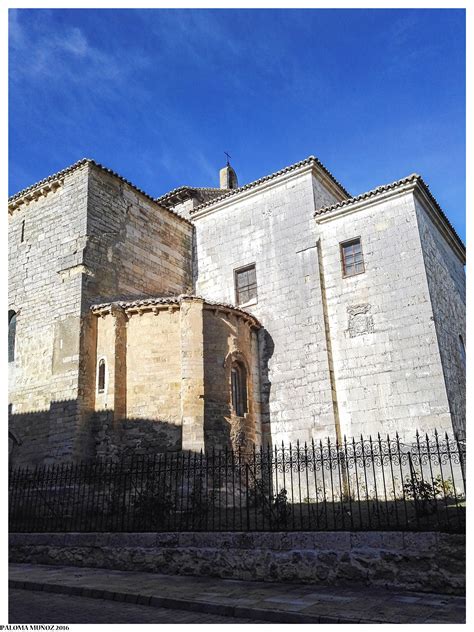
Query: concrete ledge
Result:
<box><xmin>9</xmin><ymin>531</ymin><xmax>465</xmax><ymax>595</ymax></box>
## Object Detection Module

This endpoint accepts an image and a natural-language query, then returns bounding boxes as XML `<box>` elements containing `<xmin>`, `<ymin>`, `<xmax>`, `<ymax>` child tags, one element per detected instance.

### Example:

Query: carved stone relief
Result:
<box><xmin>347</xmin><ymin>303</ymin><xmax>374</xmax><ymax>338</ymax></box>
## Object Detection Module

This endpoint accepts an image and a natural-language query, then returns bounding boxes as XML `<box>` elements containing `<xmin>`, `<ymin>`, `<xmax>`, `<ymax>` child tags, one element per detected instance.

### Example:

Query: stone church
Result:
<box><xmin>8</xmin><ymin>155</ymin><xmax>466</xmax><ymax>466</ymax></box>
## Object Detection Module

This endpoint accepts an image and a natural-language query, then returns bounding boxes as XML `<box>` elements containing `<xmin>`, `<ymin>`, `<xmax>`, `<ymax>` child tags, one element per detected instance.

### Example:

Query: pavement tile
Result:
<box><xmin>9</xmin><ymin>562</ymin><xmax>465</xmax><ymax>625</ymax></box>
<box><xmin>254</xmin><ymin>600</ymin><xmax>312</xmax><ymax>612</ymax></box>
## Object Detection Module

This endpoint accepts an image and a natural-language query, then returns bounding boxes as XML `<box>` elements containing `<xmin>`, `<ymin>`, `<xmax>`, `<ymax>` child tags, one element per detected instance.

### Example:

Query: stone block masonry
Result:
<box><xmin>9</xmin><ymin>155</ymin><xmax>465</xmax><ymax>465</ymax></box>
<box><xmin>414</xmin><ymin>195</ymin><xmax>466</xmax><ymax>436</ymax></box>
<box><xmin>8</xmin><ymin>161</ymin><xmax>194</xmax><ymax>466</ymax></box>
<box><xmin>89</xmin><ymin>296</ymin><xmax>261</xmax><ymax>458</ymax></box>
<box><xmin>9</xmin><ymin>165</ymin><xmax>89</xmax><ymax>465</ymax></box>
<box><xmin>9</xmin><ymin>531</ymin><xmax>465</xmax><ymax>596</ymax></box>
<box><xmin>314</xmin><ymin>190</ymin><xmax>454</xmax><ymax>440</ymax></box>
<box><xmin>192</xmin><ymin>164</ymin><xmax>345</xmax><ymax>447</ymax></box>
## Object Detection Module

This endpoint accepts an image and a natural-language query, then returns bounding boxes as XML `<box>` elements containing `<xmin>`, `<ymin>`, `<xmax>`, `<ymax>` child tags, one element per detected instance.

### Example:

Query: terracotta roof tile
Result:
<box><xmin>155</xmin><ymin>186</ymin><xmax>225</xmax><ymax>207</ymax></box>
<box><xmin>189</xmin><ymin>155</ymin><xmax>351</xmax><ymax>214</ymax></box>
<box><xmin>314</xmin><ymin>173</ymin><xmax>465</xmax><ymax>253</ymax></box>
<box><xmin>90</xmin><ymin>294</ymin><xmax>261</xmax><ymax>327</ymax></box>
<box><xmin>8</xmin><ymin>158</ymin><xmax>193</xmax><ymax>226</ymax></box>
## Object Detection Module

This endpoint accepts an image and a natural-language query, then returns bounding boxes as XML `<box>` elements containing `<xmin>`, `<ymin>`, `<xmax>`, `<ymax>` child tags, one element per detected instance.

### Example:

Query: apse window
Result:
<box><xmin>8</xmin><ymin>310</ymin><xmax>17</xmax><ymax>363</ymax></box>
<box><xmin>341</xmin><ymin>238</ymin><xmax>365</xmax><ymax>277</ymax></box>
<box><xmin>98</xmin><ymin>359</ymin><xmax>106</xmax><ymax>393</ymax></box>
<box><xmin>459</xmin><ymin>335</ymin><xmax>466</xmax><ymax>366</ymax></box>
<box><xmin>231</xmin><ymin>362</ymin><xmax>248</xmax><ymax>417</ymax></box>
<box><xmin>235</xmin><ymin>264</ymin><xmax>257</xmax><ymax>305</ymax></box>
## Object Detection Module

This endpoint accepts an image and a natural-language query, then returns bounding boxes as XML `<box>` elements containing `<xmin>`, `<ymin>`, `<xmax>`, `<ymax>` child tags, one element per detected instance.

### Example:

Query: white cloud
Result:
<box><xmin>9</xmin><ymin>10</ymin><xmax>147</xmax><ymax>91</ymax></box>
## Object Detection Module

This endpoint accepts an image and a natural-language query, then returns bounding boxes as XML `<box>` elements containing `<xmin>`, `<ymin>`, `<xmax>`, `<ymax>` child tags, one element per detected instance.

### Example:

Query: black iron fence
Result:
<box><xmin>9</xmin><ymin>430</ymin><xmax>465</xmax><ymax>533</ymax></box>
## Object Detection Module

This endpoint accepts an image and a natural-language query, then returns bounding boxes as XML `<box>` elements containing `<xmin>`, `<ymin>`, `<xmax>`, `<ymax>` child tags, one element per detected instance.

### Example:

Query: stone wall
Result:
<box><xmin>414</xmin><ymin>196</ymin><xmax>466</xmax><ymax>437</ymax></box>
<box><xmin>202</xmin><ymin>307</ymin><xmax>262</xmax><ymax>451</ymax></box>
<box><xmin>8</xmin><ymin>165</ymin><xmax>89</xmax><ymax>465</ymax></box>
<box><xmin>9</xmin><ymin>531</ymin><xmax>465</xmax><ymax>595</ymax></box>
<box><xmin>89</xmin><ymin>298</ymin><xmax>261</xmax><ymax>455</ymax></box>
<box><xmin>315</xmin><ymin>190</ymin><xmax>453</xmax><ymax>440</ymax></box>
<box><xmin>192</xmin><ymin>165</ymin><xmax>344</xmax><ymax>446</ymax></box>
<box><xmin>8</xmin><ymin>161</ymin><xmax>195</xmax><ymax>466</ymax></box>
<box><xmin>83</xmin><ymin>164</ymin><xmax>193</xmax><ymax>304</ymax></box>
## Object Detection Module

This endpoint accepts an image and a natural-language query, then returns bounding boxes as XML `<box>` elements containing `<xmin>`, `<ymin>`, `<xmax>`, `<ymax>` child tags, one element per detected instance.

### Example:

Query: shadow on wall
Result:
<box><xmin>259</xmin><ymin>329</ymin><xmax>275</xmax><ymax>449</ymax></box>
<box><xmin>8</xmin><ymin>399</ymin><xmax>183</xmax><ymax>467</ymax></box>
<box><xmin>201</xmin><ymin>309</ymin><xmax>275</xmax><ymax>453</ymax></box>
<box><xmin>91</xmin><ymin>410</ymin><xmax>182</xmax><ymax>461</ymax></box>
<box><xmin>8</xmin><ymin>399</ymin><xmax>91</xmax><ymax>467</ymax></box>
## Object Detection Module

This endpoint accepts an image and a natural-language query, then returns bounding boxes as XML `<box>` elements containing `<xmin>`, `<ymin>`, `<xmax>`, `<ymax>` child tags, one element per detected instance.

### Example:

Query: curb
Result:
<box><xmin>10</xmin><ymin>579</ymin><xmax>371</xmax><ymax>624</ymax></box>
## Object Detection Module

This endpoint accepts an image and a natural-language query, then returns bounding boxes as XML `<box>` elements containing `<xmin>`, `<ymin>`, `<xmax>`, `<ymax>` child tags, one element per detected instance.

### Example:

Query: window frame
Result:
<box><xmin>231</xmin><ymin>361</ymin><xmax>248</xmax><ymax>417</ymax></box>
<box><xmin>340</xmin><ymin>237</ymin><xmax>365</xmax><ymax>278</ymax></box>
<box><xmin>234</xmin><ymin>263</ymin><xmax>258</xmax><ymax>307</ymax></box>
<box><xmin>459</xmin><ymin>335</ymin><xmax>466</xmax><ymax>367</ymax></box>
<box><xmin>8</xmin><ymin>310</ymin><xmax>17</xmax><ymax>364</ymax></box>
<box><xmin>97</xmin><ymin>358</ymin><xmax>106</xmax><ymax>394</ymax></box>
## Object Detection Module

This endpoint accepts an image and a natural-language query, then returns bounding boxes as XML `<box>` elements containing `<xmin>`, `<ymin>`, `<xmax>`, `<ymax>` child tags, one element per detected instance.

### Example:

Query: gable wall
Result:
<box><xmin>315</xmin><ymin>191</ymin><xmax>453</xmax><ymax>440</ymax></box>
<box><xmin>193</xmin><ymin>169</ymin><xmax>342</xmax><ymax>446</ymax></box>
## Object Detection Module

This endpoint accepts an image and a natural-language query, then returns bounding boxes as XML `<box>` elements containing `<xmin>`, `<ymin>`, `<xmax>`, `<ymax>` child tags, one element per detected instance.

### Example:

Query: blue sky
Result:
<box><xmin>9</xmin><ymin>8</ymin><xmax>465</xmax><ymax>241</ymax></box>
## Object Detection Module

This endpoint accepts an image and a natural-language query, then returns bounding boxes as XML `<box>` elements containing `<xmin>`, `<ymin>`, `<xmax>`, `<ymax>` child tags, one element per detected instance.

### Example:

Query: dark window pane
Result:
<box><xmin>235</xmin><ymin>265</ymin><xmax>257</xmax><ymax>304</ymax></box>
<box><xmin>237</xmin><ymin>270</ymin><xmax>248</xmax><ymax>287</ymax></box>
<box><xmin>98</xmin><ymin>360</ymin><xmax>106</xmax><ymax>392</ymax></box>
<box><xmin>341</xmin><ymin>239</ymin><xmax>364</xmax><ymax>277</ymax></box>
<box><xmin>8</xmin><ymin>311</ymin><xmax>16</xmax><ymax>363</ymax></box>
<box><xmin>231</xmin><ymin>362</ymin><xmax>248</xmax><ymax>417</ymax></box>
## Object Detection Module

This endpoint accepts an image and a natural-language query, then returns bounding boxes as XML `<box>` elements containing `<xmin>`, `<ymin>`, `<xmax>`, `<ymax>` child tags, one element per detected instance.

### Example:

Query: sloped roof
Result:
<box><xmin>315</xmin><ymin>173</ymin><xmax>465</xmax><ymax>253</ymax></box>
<box><xmin>155</xmin><ymin>186</ymin><xmax>226</xmax><ymax>208</ymax></box>
<box><xmin>189</xmin><ymin>155</ymin><xmax>351</xmax><ymax>214</ymax></box>
<box><xmin>90</xmin><ymin>294</ymin><xmax>261</xmax><ymax>327</ymax></box>
<box><xmin>8</xmin><ymin>158</ymin><xmax>193</xmax><ymax>226</ymax></box>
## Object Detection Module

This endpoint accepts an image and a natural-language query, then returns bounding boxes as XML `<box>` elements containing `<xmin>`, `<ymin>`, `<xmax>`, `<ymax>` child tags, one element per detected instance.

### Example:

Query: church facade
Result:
<box><xmin>8</xmin><ymin>156</ymin><xmax>465</xmax><ymax>465</ymax></box>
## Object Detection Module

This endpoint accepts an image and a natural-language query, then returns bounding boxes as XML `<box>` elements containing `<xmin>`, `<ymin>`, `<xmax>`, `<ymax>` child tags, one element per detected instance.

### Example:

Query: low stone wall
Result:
<box><xmin>9</xmin><ymin>531</ymin><xmax>465</xmax><ymax>595</ymax></box>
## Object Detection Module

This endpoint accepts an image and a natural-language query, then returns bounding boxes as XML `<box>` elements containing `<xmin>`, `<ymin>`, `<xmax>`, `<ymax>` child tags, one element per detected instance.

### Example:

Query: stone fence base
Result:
<box><xmin>9</xmin><ymin>531</ymin><xmax>465</xmax><ymax>595</ymax></box>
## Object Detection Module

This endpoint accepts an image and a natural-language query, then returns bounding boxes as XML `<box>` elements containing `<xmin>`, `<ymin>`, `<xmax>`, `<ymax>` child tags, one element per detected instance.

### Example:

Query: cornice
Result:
<box><xmin>91</xmin><ymin>294</ymin><xmax>261</xmax><ymax>329</ymax></box>
<box><xmin>314</xmin><ymin>174</ymin><xmax>465</xmax><ymax>262</ymax></box>
<box><xmin>8</xmin><ymin>178</ymin><xmax>64</xmax><ymax>214</ymax></box>
<box><xmin>8</xmin><ymin>158</ymin><xmax>193</xmax><ymax>226</ymax></box>
<box><xmin>315</xmin><ymin>180</ymin><xmax>417</xmax><ymax>223</ymax></box>
<box><xmin>189</xmin><ymin>156</ymin><xmax>350</xmax><ymax>219</ymax></box>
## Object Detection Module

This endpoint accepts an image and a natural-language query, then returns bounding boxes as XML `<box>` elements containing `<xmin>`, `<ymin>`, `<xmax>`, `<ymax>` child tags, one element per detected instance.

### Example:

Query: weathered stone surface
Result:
<box><xmin>9</xmin><ymin>157</ymin><xmax>465</xmax><ymax>465</ymax></box>
<box><xmin>9</xmin><ymin>531</ymin><xmax>465</xmax><ymax>595</ymax></box>
<box><xmin>8</xmin><ymin>163</ymin><xmax>194</xmax><ymax>466</ymax></box>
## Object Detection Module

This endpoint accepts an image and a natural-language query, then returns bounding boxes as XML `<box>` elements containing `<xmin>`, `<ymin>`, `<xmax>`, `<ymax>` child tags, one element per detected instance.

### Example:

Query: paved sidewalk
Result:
<box><xmin>10</xmin><ymin>563</ymin><xmax>465</xmax><ymax>624</ymax></box>
<box><xmin>9</xmin><ymin>588</ymin><xmax>268</xmax><ymax>624</ymax></box>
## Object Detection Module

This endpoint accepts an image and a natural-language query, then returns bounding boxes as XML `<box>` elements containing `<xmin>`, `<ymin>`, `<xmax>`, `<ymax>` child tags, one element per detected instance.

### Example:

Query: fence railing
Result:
<box><xmin>9</xmin><ymin>430</ymin><xmax>465</xmax><ymax>533</ymax></box>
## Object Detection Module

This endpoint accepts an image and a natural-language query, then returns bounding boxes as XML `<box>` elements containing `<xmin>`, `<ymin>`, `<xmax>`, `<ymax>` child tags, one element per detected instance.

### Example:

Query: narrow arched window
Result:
<box><xmin>459</xmin><ymin>335</ymin><xmax>466</xmax><ymax>366</ymax></box>
<box><xmin>231</xmin><ymin>362</ymin><xmax>248</xmax><ymax>417</ymax></box>
<box><xmin>8</xmin><ymin>311</ymin><xmax>17</xmax><ymax>363</ymax></box>
<box><xmin>98</xmin><ymin>359</ymin><xmax>106</xmax><ymax>393</ymax></box>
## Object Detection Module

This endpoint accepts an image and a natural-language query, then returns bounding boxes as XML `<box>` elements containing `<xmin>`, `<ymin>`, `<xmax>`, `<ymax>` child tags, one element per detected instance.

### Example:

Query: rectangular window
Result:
<box><xmin>340</xmin><ymin>238</ymin><xmax>365</xmax><ymax>277</ymax></box>
<box><xmin>235</xmin><ymin>264</ymin><xmax>257</xmax><ymax>305</ymax></box>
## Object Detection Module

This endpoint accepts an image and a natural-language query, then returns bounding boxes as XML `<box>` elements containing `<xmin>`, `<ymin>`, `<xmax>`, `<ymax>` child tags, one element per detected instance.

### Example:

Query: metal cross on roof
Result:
<box><xmin>224</xmin><ymin>151</ymin><xmax>231</xmax><ymax>165</ymax></box>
